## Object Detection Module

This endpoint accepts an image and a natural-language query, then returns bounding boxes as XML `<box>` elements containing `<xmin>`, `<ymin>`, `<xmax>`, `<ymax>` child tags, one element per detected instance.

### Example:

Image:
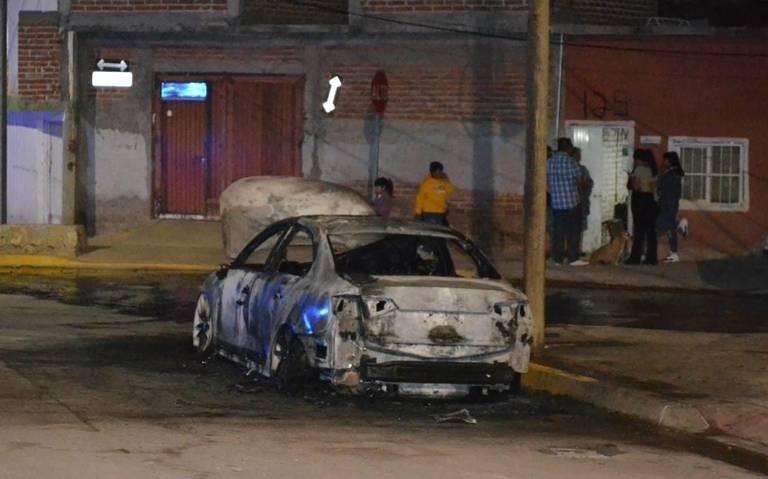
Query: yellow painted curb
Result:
<box><xmin>0</xmin><ymin>255</ymin><xmax>215</xmax><ymax>273</ymax></box>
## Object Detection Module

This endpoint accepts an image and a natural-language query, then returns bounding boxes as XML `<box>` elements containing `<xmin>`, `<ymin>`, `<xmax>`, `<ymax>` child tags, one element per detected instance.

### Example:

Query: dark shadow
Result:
<box><xmin>469</xmin><ymin>40</ymin><xmax>498</xmax><ymax>253</ymax></box>
<box><xmin>696</xmin><ymin>254</ymin><xmax>768</xmax><ymax>291</ymax></box>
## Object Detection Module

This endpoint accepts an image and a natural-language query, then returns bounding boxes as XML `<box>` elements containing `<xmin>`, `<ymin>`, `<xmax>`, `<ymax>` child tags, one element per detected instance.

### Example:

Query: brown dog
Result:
<box><xmin>589</xmin><ymin>231</ymin><xmax>631</xmax><ymax>265</ymax></box>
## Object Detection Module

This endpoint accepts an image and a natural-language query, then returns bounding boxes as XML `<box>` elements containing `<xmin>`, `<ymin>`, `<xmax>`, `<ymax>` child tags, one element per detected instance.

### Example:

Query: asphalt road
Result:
<box><xmin>0</xmin><ymin>275</ymin><xmax>762</xmax><ymax>478</ymax></box>
<box><xmin>548</xmin><ymin>287</ymin><xmax>768</xmax><ymax>333</ymax></box>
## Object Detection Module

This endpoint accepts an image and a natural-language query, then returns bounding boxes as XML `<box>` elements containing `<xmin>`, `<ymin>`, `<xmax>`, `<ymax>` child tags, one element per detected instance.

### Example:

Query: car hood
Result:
<box><xmin>358</xmin><ymin>276</ymin><xmax>526</xmax><ymax>313</ymax></box>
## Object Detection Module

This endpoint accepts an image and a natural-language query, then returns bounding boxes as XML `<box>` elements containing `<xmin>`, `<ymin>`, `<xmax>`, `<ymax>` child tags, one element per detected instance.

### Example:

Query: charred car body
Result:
<box><xmin>193</xmin><ymin>216</ymin><xmax>533</xmax><ymax>397</ymax></box>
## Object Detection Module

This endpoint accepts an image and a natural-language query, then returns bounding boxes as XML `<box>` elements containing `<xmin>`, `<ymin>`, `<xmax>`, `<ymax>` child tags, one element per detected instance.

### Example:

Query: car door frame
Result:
<box><xmin>253</xmin><ymin>223</ymin><xmax>319</xmax><ymax>362</ymax></box>
<box><xmin>217</xmin><ymin>222</ymin><xmax>291</xmax><ymax>357</ymax></box>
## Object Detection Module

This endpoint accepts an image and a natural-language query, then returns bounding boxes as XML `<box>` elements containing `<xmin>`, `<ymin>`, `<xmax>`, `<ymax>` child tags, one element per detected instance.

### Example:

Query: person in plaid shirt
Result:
<box><xmin>547</xmin><ymin>138</ymin><xmax>587</xmax><ymax>266</ymax></box>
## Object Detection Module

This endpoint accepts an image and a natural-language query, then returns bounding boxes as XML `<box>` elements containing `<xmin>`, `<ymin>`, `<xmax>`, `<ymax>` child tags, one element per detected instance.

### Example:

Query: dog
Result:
<box><xmin>589</xmin><ymin>230</ymin><xmax>631</xmax><ymax>265</ymax></box>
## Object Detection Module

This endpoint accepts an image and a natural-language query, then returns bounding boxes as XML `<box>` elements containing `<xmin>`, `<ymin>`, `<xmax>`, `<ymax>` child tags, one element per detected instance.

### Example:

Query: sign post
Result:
<box><xmin>368</xmin><ymin>71</ymin><xmax>388</xmax><ymax>200</ymax></box>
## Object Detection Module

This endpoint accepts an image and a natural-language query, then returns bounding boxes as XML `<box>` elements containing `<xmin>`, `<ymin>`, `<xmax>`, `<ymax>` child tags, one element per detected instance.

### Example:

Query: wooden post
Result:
<box><xmin>62</xmin><ymin>31</ymin><xmax>78</xmax><ymax>225</ymax></box>
<box><xmin>524</xmin><ymin>0</ymin><xmax>550</xmax><ymax>358</ymax></box>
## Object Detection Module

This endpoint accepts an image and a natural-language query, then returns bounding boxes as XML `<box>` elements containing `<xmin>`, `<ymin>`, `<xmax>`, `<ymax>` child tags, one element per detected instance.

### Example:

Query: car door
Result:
<box><xmin>217</xmin><ymin>223</ymin><xmax>289</xmax><ymax>356</ymax></box>
<box><xmin>251</xmin><ymin>225</ymin><xmax>317</xmax><ymax>357</ymax></box>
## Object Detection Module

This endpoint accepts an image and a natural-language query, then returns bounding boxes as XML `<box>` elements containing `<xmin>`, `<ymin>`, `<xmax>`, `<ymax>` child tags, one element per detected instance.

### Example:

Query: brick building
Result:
<box><xmin>564</xmin><ymin>35</ymin><xmax>768</xmax><ymax>256</ymax></box>
<box><xmin>13</xmin><ymin>0</ymin><xmax>668</xmax><ymax>255</ymax></box>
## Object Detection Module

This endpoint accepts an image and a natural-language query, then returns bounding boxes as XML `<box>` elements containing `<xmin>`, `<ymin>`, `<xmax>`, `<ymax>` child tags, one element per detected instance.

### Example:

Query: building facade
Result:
<box><xmin>14</xmin><ymin>0</ymin><xmax>670</xmax><ymax>255</ymax></box>
<box><xmin>564</xmin><ymin>35</ymin><xmax>768</xmax><ymax>255</ymax></box>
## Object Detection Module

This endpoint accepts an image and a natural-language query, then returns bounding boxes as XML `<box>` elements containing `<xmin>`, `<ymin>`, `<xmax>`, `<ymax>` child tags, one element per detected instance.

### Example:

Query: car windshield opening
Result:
<box><xmin>329</xmin><ymin>233</ymin><xmax>499</xmax><ymax>279</ymax></box>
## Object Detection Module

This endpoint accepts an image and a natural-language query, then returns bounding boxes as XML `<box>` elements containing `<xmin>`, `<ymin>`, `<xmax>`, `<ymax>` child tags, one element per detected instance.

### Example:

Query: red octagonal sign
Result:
<box><xmin>371</xmin><ymin>71</ymin><xmax>389</xmax><ymax>115</ymax></box>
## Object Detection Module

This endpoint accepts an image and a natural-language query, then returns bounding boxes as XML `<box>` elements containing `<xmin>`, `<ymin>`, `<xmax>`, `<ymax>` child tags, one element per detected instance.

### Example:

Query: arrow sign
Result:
<box><xmin>97</xmin><ymin>59</ymin><xmax>128</xmax><ymax>72</ymax></box>
<box><xmin>322</xmin><ymin>76</ymin><xmax>342</xmax><ymax>114</ymax></box>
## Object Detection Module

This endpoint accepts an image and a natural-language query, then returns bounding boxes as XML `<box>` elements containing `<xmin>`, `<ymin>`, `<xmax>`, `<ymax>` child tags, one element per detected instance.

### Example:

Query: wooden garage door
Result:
<box><xmin>209</xmin><ymin>76</ymin><xmax>304</xmax><ymax>210</ymax></box>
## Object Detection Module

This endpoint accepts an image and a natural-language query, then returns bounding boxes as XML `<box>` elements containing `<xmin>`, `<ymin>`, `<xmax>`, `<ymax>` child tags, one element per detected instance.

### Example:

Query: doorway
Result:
<box><xmin>154</xmin><ymin>75</ymin><xmax>304</xmax><ymax>218</ymax></box>
<box><xmin>566</xmin><ymin>121</ymin><xmax>634</xmax><ymax>252</ymax></box>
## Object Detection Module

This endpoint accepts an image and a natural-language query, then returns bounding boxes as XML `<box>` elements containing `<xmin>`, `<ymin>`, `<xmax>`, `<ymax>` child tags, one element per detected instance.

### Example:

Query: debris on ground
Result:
<box><xmin>432</xmin><ymin>408</ymin><xmax>477</xmax><ymax>424</ymax></box>
<box><xmin>539</xmin><ymin>443</ymin><xmax>622</xmax><ymax>459</ymax></box>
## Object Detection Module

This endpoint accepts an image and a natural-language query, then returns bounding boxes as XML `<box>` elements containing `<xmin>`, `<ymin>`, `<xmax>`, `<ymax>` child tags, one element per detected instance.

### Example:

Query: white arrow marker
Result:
<box><xmin>97</xmin><ymin>59</ymin><xmax>128</xmax><ymax>71</ymax></box>
<box><xmin>322</xmin><ymin>76</ymin><xmax>342</xmax><ymax>113</ymax></box>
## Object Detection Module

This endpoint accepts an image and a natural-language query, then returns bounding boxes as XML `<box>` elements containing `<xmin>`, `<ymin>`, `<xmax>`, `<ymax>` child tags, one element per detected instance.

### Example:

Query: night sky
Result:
<box><xmin>659</xmin><ymin>0</ymin><xmax>768</xmax><ymax>26</ymax></box>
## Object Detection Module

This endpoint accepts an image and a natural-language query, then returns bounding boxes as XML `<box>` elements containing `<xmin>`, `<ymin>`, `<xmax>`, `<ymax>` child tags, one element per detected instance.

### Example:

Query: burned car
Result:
<box><xmin>193</xmin><ymin>216</ymin><xmax>533</xmax><ymax>397</ymax></box>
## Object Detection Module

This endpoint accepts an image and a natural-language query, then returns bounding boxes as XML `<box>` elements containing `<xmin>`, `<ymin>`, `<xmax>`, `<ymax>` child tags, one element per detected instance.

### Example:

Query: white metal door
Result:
<box><xmin>566</xmin><ymin>121</ymin><xmax>634</xmax><ymax>252</ymax></box>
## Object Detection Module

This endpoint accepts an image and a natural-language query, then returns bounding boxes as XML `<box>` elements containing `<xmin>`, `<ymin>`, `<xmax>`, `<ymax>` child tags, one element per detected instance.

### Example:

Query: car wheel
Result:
<box><xmin>275</xmin><ymin>335</ymin><xmax>311</xmax><ymax>395</ymax></box>
<box><xmin>192</xmin><ymin>294</ymin><xmax>215</xmax><ymax>357</ymax></box>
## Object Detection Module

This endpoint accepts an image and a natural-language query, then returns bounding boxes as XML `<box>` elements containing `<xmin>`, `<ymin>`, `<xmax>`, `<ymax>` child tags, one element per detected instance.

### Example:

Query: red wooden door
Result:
<box><xmin>224</xmin><ymin>78</ymin><xmax>302</xmax><ymax>188</ymax></box>
<box><xmin>161</xmin><ymin>100</ymin><xmax>209</xmax><ymax>215</ymax></box>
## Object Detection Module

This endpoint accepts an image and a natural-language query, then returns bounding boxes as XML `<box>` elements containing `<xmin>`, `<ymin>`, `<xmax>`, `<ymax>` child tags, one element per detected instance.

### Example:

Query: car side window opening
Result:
<box><xmin>234</xmin><ymin>225</ymin><xmax>289</xmax><ymax>269</ymax></box>
<box><xmin>273</xmin><ymin>227</ymin><xmax>315</xmax><ymax>277</ymax></box>
<box><xmin>330</xmin><ymin>233</ymin><xmax>498</xmax><ymax>279</ymax></box>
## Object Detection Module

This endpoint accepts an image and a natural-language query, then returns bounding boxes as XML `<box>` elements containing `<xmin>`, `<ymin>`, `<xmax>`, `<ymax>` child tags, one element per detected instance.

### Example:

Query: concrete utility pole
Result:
<box><xmin>1</xmin><ymin>0</ymin><xmax>7</xmax><ymax>224</ymax></box>
<box><xmin>523</xmin><ymin>0</ymin><xmax>550</xmax><ymax>357</ymax></box>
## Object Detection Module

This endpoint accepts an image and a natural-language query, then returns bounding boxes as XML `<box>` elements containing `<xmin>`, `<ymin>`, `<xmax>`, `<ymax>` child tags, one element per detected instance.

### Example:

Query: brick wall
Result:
<box><xmin>153</xmin><ymin>46</ymin><xmax>303</xmax><ymax>64</ymax></box>
<box><xmin>345</xmin><ymin>181</ymin><xmax>525</xmax><ymax>256</ymax></box>
<box><xmin>555</xmin><ymin>0</ymin><xmax>658</xmax><ymax>25</ymax></box>
<box><xmin>71</xmin><ymin>0</ymin><xmax>227</xmax><ymax>12</ymax></box>
<box><xmin>17</xmin><ymin>13</ymin><xmax>62</xmax><ymax>104</ymax></box>
<box><xmin>241</xmin><ymin>0</ymin><xmax>348</xmax><ymax>24</ymax></box>
<box><xmin>327</xmin><ymin>57</ymin><xmax>527</xmax><ymax>121</ymax></box>
<box><xmin>362</xmin><ymin>0</ymin><xmax>527</xmax><ymax>14</ymax></box>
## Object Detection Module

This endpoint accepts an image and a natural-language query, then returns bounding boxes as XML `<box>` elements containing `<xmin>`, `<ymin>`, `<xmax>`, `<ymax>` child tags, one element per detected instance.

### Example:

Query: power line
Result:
<box><xmin>292</xmin><ymin>0</ymin><xmax>768</xmax><ymax>59</ymax></box>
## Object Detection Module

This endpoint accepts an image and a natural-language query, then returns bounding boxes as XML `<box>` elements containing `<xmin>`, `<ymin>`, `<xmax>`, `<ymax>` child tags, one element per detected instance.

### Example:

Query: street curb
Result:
<box><xmin>523</xmin><ymin>363</ymin><xmax>710</xmax><ymax>433</ymax></box>
<box><xmin>0</xmin><ymin>255</ymin><xmax>214</xmax><ymax>276</ymax></box>
<box><xmin>523</xmin><ymin>363</ymin><xmax>768</xmax><ymax>473</ymax></box>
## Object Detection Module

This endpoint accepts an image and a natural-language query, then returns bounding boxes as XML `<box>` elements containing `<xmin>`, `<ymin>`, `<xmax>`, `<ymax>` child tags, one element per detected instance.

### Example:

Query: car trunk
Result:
<box><xmin>359</xmin><ymin>277</ymin><xmax>520</xmax><ymax>359</ymax></box>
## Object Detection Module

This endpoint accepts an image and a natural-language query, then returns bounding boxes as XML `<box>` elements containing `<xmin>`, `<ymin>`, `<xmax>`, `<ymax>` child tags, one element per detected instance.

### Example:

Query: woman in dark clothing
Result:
<box><xmin>625</xmin><ymin>149</ymin><xmax>659</xmax><ymax>265</ymax></box>
<box><xmin>656</xmin><ymin>152</ymin><xmax>686</xmax><ymax>263</ymax></box>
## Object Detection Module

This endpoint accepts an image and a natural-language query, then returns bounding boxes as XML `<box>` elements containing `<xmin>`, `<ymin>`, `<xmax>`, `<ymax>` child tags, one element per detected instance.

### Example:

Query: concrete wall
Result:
<box><xmin>77</xmin><ymin>37</ymin><xmax>543</xmax><ymax>250</ymax></box>
<box><xmin>7</xmin><ymin>112</ymin><xmax>64</xmax><ymax>225</ymax></box>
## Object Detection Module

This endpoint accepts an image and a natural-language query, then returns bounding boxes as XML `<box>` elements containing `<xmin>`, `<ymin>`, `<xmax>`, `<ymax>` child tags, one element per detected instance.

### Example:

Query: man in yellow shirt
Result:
<box><xmin>414</xmin><ymin>161</ymin><xmax>455</xmax><ymax>225</ymax></box>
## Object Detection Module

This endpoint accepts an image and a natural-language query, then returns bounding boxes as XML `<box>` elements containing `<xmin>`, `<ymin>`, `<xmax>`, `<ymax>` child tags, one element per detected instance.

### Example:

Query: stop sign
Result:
<box><xmin>371</xmin><ymin>71</ymin><xmax>388</xmax><ymax>114</ymax></box>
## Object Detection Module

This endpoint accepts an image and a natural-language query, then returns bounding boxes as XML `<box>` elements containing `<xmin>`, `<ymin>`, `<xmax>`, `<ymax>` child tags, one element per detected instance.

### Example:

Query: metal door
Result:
<box><xmin>567</xmin><ymin>121</ymin><xmax>634</xmax><ymax>251</ymax></box>
<box><xmin>161</xmin><ymin>100</ymin><xmax>209</xmax><ymax>215</ymax></box>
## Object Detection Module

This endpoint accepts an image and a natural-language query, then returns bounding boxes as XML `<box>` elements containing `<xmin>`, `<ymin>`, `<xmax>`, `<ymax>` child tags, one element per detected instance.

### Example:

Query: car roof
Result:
<box><xmin>293</xmin><ymin>215</ymin><xmax>466</xmax><ymax>239</ymax></box>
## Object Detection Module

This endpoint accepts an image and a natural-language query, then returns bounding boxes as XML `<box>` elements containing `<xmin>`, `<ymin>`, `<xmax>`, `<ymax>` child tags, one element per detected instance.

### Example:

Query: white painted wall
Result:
<box><xmin>7</xmin><ymin>116</ymin><xmax>64</xmax><ymax>224</ymax></box>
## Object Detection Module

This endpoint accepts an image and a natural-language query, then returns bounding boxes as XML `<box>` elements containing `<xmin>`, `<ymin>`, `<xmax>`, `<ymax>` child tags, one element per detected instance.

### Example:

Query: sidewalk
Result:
<box><xmin>1</xmin><ymin>219</ymin><xmax>767</xmax><ymax>294</ymax></box>
<box><xmin>0</xmin><ymin>220</ymin><xmax>226</xmax><ymax>275</ymax></box>
<box><xmin>524</xmin><ymin>323</ymin><xmax>768</xmax><ymax>465</ymax></box>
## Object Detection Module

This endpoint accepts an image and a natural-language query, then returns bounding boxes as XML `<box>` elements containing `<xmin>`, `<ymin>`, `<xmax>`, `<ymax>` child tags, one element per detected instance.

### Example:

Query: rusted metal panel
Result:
<box><xmin>161</xmin><ymin>100</ymin><xmax>208</xmax><ymax>215</ymax></box>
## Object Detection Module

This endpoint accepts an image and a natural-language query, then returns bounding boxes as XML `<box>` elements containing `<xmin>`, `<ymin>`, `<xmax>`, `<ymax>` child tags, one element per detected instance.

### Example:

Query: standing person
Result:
<box><xmin>414</xmin><ymin>161</ymin><xmax>455</xmax><ymax>225</ymax></box>
<box><xmin>547</xmin><ymin>138</ymin><xmax>587</xmax><ymax>266</ymax></box>
<box><xmin>625</xmin><ymin>149</ymin><xmax>659</xmax><ymax>265</ymax></box>
<box><xmin>372</xmin><ymin>177</ymin><xmax>394</xmax><ymax>218</ymax></box>
<box><xmin>570</xmin><ymin>146</ymin><xmax>594</xmax><ymax>255</ymax></box>
<box><xmin>656</xmin><ymin>152</ymin><xmax>688</xmax><ymax>263</ymax></box>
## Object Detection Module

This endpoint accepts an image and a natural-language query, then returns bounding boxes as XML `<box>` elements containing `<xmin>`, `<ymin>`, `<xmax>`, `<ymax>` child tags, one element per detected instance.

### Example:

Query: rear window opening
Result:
<box><xmin>329</xmin><ymin>233</ymin><xmax>500</xmax><ymax>280</ymax></box>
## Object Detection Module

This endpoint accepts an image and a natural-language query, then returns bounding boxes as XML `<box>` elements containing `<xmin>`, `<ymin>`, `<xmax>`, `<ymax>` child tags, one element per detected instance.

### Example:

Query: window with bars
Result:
<box><xmin>668</xmin><ymin>138</ymin><xmax>749</xmax><ymax>211</ymax></box>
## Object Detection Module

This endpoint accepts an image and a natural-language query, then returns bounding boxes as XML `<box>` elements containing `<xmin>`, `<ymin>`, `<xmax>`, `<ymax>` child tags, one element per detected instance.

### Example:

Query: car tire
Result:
<box><xmin>509</xmin><ymin>372</ymin><xmax>522</xmax><ymax>395</ymax></box>
<box><xmin>192</xmin><ymin>294</ymin><xmax>215</xmax><ymax>358</ymax></box>
<box><xmin>275</xmin><ymin>336</ymin><xmax>311</xmax><ymax>396</ymax></box>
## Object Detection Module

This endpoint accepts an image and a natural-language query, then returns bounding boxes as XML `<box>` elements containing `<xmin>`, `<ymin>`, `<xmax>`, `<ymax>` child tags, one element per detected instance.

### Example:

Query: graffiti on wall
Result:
<box><xmin>582</xmin><ymin>89</ymin><xmax>629</xmax><ymax>119</ymax></box>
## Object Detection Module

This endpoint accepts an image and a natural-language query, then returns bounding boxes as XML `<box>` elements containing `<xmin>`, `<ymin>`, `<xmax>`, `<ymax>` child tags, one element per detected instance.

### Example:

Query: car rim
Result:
<box><xmin>192</xmin><ymin>295</ymin><xmax>212</xmax><ymax>353</ymax></box>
